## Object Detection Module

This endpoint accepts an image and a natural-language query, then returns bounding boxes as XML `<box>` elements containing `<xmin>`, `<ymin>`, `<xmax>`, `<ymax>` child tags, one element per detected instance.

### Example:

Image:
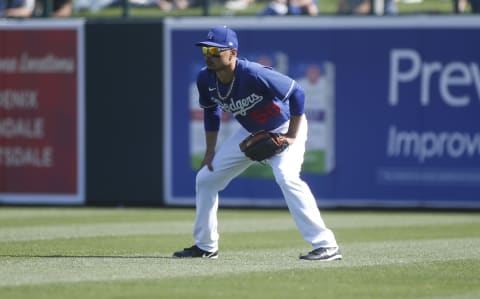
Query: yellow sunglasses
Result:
<box><xmin>202</xmin><ymin>46</ymin><xmax>230</xmax><ymax>57</ymax></box>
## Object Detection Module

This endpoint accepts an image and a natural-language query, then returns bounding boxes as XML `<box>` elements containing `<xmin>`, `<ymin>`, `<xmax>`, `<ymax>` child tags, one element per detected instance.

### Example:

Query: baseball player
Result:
<box><xmin>173</xmin><ymin>26</ymin><xmax>341</xmax><ymax>261</ymax></box>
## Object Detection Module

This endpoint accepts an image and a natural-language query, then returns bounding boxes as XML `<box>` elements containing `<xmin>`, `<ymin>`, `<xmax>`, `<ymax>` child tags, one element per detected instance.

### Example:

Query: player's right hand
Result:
<box><xmin>201</xmin><ymin>152</ymin><xmax>215</xmax><ymax>171</ymax></box>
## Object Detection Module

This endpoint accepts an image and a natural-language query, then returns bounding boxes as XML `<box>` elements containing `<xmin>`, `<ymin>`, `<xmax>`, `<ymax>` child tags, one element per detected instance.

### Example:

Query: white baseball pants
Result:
<box><xmin>194</xmin><ymin>116</ymin><xmax>339</xmax><ymax>252</ymax></box>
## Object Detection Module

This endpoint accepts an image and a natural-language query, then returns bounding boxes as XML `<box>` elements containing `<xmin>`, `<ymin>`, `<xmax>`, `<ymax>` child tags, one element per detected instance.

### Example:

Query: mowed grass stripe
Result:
<box><xmin>324</xmin><ymin>212</ymin><xmax>480</xmax><ymax>228</ymax></box>
<box><xmin>2</xmin><ymin>212</ymin><xmax>479</xmax><ymax>242</ymax></box>
<box><xmin>0</xmin><ymin>208</ymin><xmax>196</xmax><ymax>227</ymax></box>
<box><xmin>1</xmin><ymin>223</ymin><xmax>476</xmax><ymax>257</ymax></box>
<box><xmin>1</xmin><ymin>237</ymin><xmax>479</xmax><ymax>287</ymax></box>
<box><xmin>1</xmin><ymin>260</ymin><xmax>478</xmax><ymax>299</ymax></box>
<box><xmin>0</xmin><ymin>221</ymin><xmax>195</xmax><ymax>242</ymax></box>
<box><xmin>0</xmin><ymin>208</ymin><xmax>294</xmax><ymax>221</ymax></box>
<box><xmin>0</xmin><ymin>208</ymin><xmax>130</xmax><ymax>219</ymax></box>
<box><xmin>0</xmin><ymin>208</ymin><xmax>199</xmax><ymax>220</ymax></box>
<box><xmin>1</xmin><ymin>208</ymin><xmax>479</xmax><ymax>226</ymax></box>
<box><xmin>0</xmin><ymin>219</ymin><xmax>298</xmax><ymax>242</ymax></box>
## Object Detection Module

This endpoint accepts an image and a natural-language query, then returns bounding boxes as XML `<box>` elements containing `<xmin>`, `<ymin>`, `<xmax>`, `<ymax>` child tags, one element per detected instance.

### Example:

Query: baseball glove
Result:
<box><xmin>239</xmin><ymin>131</ymin><xmax>289</xmax><ymax>162</ymax></box>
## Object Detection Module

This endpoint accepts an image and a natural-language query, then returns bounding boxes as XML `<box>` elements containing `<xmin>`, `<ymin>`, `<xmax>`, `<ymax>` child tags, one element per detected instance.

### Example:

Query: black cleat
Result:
<box><xmin>299</xmin><ymin>247</ymin><xmax>342</xmax><ymax>261</ymax></box>
<box><xmin>173</xmin><ymin>245</ymin><xmax>218</xmax><ymax>259</ymax></box>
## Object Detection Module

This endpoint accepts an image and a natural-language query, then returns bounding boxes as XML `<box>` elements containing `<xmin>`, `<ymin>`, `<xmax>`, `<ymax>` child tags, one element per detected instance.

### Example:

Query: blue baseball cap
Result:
<box><xmin>195</xmin><ymin>26</ymin><xmax>238</xmax><ymax>49</ymax></box>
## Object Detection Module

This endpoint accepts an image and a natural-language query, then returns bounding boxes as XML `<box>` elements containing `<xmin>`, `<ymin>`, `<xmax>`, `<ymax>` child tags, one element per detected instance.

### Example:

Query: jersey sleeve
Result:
<box><xmin>255</xmin><ymin>66</ymin><xmax>296</xmax><ymax>103</ymax></box>
<box><xmin>197</xmin><ymin>70</ymin><xmax>217</xmax><ymax>109</ymax></box>
<box><xmin>203</xmin><ymin>106</ymin><xmax>221</xmax><ymax>131</ymax></box>
<box><xmin>196</xmin><ymin>70</ymin><xmax>221</xmax><ymax>131</ymax></box>
<box><xmin>288</xmin><ymin>83</ymin><xmax>305</xmax><ymax>116</ymax></box>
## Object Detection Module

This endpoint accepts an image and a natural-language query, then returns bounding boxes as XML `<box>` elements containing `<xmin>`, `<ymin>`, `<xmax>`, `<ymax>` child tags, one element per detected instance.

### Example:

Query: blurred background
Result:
<box><xmin>0</xmin><ymin>0</ymin><xmax>478</xmax><ymax>18</ymax></box>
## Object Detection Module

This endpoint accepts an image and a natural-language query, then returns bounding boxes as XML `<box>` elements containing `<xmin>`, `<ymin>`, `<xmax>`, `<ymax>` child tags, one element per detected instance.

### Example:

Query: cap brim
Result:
<box><xmin>195</xmin><ymin>41</ymin><xmax>230</xmax><ymax>48</ymax></box>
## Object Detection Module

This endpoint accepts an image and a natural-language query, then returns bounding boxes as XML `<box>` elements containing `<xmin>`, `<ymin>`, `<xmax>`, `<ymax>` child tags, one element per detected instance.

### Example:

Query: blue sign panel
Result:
<box><xmin>163</xmin><ymin>17</ymin><xmax>480</xmax><ymax>208</ymax></box>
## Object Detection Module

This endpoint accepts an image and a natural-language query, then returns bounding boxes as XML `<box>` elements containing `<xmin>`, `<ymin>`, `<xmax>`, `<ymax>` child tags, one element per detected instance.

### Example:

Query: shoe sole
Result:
<box><xmin>172</xmin><ymin>256</ymin><xmax>218</xmax><ymax>259</ymax></box>
<box><xmin>172</xmin><ymin>254</ymin><xmax>219</xmax><ymax>259</ymax></box>
<box><xmin>201</xmin><ymin>252</ymin><xmax>219</xmax><ymax>259</ymax></box>
<box><xmin>322</xmin><ymin>253</ymin><xmax>342</xmax><ymax>261</ymax></box>
<box><xmin>299</xmin><ymin>253</ymin><xmax>343</xmax><ymax>261</ymax></box>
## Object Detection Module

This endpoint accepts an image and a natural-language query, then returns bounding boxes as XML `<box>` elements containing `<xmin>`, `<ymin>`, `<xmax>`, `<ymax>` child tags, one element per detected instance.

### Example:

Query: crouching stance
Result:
<box><xmin>173</xmin><ymin>26</ymin><xmax>341</xmax><ymax>261</ymax></box>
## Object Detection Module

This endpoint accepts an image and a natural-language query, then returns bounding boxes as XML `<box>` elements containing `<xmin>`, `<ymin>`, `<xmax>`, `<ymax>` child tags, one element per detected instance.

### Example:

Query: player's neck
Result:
<box><xmin>216</xmin><ymin>60</ymin><xmax>236</xmax><ymax>84</ymax></box>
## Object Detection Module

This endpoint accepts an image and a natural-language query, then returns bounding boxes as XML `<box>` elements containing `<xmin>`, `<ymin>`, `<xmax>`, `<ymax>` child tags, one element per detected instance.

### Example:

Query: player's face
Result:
<box><xmin>202</xmin><ymin>47</ymin><xmax>233</xmax><ymax>71</ymax></box>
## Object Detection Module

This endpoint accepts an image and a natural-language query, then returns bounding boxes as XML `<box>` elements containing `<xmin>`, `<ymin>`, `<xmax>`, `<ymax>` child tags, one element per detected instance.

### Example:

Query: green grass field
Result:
<box><xmin>1</xmin><ymin>207</ymin><xmax>479</xmax><ymax>298</ymax></box>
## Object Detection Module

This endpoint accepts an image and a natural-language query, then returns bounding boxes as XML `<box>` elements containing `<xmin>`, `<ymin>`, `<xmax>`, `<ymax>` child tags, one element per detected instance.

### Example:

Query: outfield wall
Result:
<box><xmin>85</xmin><ymin>20</ymin><xmax>165</xmax><ymax>206</ymax></box>
<box><xmin>1</xmin><ymin>17</ymin><xmax>479</xmax><ymax>208</ymax></box>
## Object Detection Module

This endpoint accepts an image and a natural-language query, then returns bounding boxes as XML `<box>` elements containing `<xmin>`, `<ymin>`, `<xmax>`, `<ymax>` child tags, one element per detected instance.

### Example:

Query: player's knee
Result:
<box><xmin>196</xmin><ymin>167</ymin><xmax>222</xmax><ymax>190</ymax></box>
<box><xmin>196</xmin><ymin>167</ymin><xmax>211</xmax><ymax>186</ymax></box>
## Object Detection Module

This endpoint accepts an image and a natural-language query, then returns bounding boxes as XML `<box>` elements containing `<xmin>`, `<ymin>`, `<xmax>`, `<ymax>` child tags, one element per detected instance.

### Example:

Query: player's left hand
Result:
<box><xmin>240</xmin><ymin>131</ymin><xmax>289</xmax><ymax>162</ymax></box>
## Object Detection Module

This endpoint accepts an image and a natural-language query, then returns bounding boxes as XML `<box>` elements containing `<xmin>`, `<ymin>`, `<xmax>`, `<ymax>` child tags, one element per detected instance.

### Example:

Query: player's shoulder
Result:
<box><xmin>197</xmin><ymin>66</ymin><xmax>210</xmax><ymax>78</ymax></box>
<box><xmin>197</xmin><ymin>67</ymin><xmax>214</xmax><ymax>83</ymax></box>
<box><xmin>237</xmin><ymin>58</ymin><xmax>270</xmax><ymax>72</ymax></box>
<box><xmin>236</xmin><ymin>58</ymin><xmax>274</xmax><ymax>79</ymax></box>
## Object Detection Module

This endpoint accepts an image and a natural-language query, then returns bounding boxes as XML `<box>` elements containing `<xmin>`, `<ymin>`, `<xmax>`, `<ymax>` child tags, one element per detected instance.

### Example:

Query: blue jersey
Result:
<box><xmin>197</xmin><ymin>59</ymin><xmax>300</xmax><ymax>133</ymax></box>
